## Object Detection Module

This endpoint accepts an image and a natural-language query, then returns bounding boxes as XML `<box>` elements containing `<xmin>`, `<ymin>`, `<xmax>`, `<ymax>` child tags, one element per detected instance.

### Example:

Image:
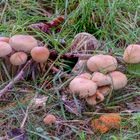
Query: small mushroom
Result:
<box><xmin>43</xmin><ymin>114</ymin><xmax>56</xmax><ymax>125</ymax></box>
<box><xmin>0</xmin><ymin>37</ymin><xmax>10</xmax><ymax>43</ymax></box>
<box><xmin>108</xmin><ymin>71</ymin><xmax>127</xmax><ymax>90</ymax></box>
<box><xmin>86</xmin><ymin>90</ymin><xmax>105</xmax><ymax>106</ymax></box>
<box><xmin>10</xmin><ymin>52</ymin><xmax>28</xmax><ymax>65</ymax></box>
<box><xmin>98</xmin><ymin>86</ymin><xmax>111</xmax><ymax>96</ymax></box>
<box><xmin>70</xmin><ymin>32</ymin><xmax>99</xmax><ymax>52</ymax></box>
<box><xmin>92</xmin><ymin>72</ymin><xmax>111</xmax><ymax>86</ymax></box>
<box><xmin>87</xmin><ymin>54</ymin><xmax>118</xmax><ymax>73</ymax></box>
<box><xmin>31</xmin><ymin>47</ymin><xmax>50</xmax><ymax>63</ymax></box>
<box><xmin>0</xmin><ymin>42</ymin><xmax>12</xmax><ymax>57</ymax></box>
<box><xmin>123</xmin><ymin>44</ymin><xmax>140</xmax><ymax>63</ymax></box>
<box><xmin>69</xmin><ymin>76</ymin><xmax>97</xmax><ymax>98</ymax></box>
<box><xmin>9</xmin><ymin>35</ymin><xmax>38</xmax><ymax>52</ymax></box>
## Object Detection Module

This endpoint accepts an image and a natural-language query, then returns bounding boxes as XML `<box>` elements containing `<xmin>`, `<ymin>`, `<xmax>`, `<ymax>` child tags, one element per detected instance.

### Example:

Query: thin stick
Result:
<box><xmin>0</xmin><ymin>60</ymin><xmax>32</xmax><ymax>98</ymax></box>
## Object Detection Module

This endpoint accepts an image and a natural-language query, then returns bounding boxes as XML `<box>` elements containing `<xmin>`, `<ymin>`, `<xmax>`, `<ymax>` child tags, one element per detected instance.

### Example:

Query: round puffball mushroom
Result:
<box><xmin>123</xmin><ymin>44</ymin><xmax>140</xmax><ymax>63</ymax></box>
<box><xmin>0</xmin><ymin>42</ymin><xmax>12</xmax><ymax>57</ymax></box>
<box><xmin>43</xmin><ymin>114</ymin><xmax>56</xmax><ymax>125</ymax></box>
<box><xmin>9</xmin><ymin>35</ymin><xmax>38</xmax><ymax>52</ymax></box>
<box><xmin>92</xmin><ymin>72</ymin><xmax>111</xmax><ymax>86</ymax></box>
<box><xmin>70</xmin><ymin>32</ymin><xmax>99</xmax><ymax>52</ymax></box>
<box><xmin>0</xmin><ymin>37</ymin><xmax>10</xmax><ymax>43</ymax></box>
<box><xmin>31</xmin><ymin>47</ymin><xmax>50</xmax><ymax>63</ymax></box>
<box><xmin>10</xmin><ymin>52</ymin><xmax>28</xmax><ymax>65</ymax></box>
<box><xmin>69</xmin><ymin>77</ymin><xmax>97</xmax><ymax>98</ymax></box>
<box><xmin>87</xmin><ymin>54</ymin><xmax>118</xmax><ymax>73</ymax></box>
<box><xmin>108</xmin><ymin>71</ymin><xmax>127</xmax><ymax>90</ymax></box>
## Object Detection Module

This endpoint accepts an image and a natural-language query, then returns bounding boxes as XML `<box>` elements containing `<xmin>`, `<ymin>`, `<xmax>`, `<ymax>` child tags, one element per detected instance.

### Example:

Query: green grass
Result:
<box><xmin>0</xmin><ymin>0</ymin><xmax>140</xmax><ymax>139</ymax></box>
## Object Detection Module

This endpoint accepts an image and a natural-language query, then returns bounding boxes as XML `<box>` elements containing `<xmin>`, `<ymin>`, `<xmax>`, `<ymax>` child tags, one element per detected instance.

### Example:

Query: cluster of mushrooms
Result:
<box><xmin>69</xmin><ymin>33</ymin><xmax>140</xmax><ymax>106</ymax></box>
<box><xmin>0</xmin><ymin>35</ymin><xmax>50</xmax><ymax>65</ymax></box>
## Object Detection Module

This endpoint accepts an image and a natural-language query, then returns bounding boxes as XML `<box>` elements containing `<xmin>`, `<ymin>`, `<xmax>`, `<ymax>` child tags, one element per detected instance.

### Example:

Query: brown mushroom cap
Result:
<box><xmin>0</xmin><ymin>42</ymin><xmax>12</xmax><ymax>57</ymax></box>
<box><xmin>43</xmin><ymin>114</ymin><xmax>56</xmax><ymax>125</ymax></box>
<box><xmin>31</xmin><ymin>47</ymin><xmax>50</xmax><ymax>63</ymax></box>
<box><xmin>9</xmin><ymin>35</ymin><xmax>38</xmax><ymax>52</ymax></box>
<box><xmin>10</xmin><ymin>52</ymin><xmax>28</xmax><ymax>65</ymax></box>
<box><xmin>0</xmin><ymin>37</ymin><xmax>10</xmax><ymax>43</ymax></box>
<box><xmin>87</xmin><ymin>54</ymin><xmax>118</xmax><ymax>73</ymax></box>
<box><xmin>108</xmin><ymin>71</ymin><xmax>127</xmax><ymax>90</ymax></box>
<box><xmin>69</xmin><ymin>77</ymin><xmax>97</xmax><ymax>98</ymax></box>
<box><xmin>123</xmin><ymin>44</ymin><xmax>140</xmax><ymax>63</ymax></box>
<box><xmin>92</xmin><ymin>72</ymin><xmax>111</xmax><ymax>86</ymax></box>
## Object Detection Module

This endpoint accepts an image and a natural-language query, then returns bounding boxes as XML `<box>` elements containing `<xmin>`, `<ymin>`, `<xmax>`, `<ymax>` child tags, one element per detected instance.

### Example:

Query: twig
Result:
<box><xmin>0</xmin><ymin>60</ymin><xmax>32</xmax><ymax>98</ymax></box>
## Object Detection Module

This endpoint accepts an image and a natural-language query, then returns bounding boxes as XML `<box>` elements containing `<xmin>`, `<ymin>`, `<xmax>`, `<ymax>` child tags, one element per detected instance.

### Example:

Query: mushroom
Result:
<box><xmin>9</xmin><ymin>35</ymin><xmax>38</xmax><ymax>52</ymax></box>
<box><xmin>98</xmin><ymin>86</ymin><xmax>112</xmax><ymax>97</ymax></box>
<box><xmin>69</xmin><ymin>76</ymin><xmax>97</xmax><ymax>98</ymax></box>
<box><xmin>43</xmin><ymin>114</ymin><xmax>56</xmax><ymax>125</ymax></box>
<box><xmin>86</xmin><ymin>90</ymin><xmax>105</xmax><ymax>106</ymax></box>
<box><xmin>10</xmin><ymin>52</ymin><xmax>28</xmax><ymax>65</ymax></box>
<box><xmin>87</xmin><ymin>54</ymin><xmax>118</xmax><ymax>73</ymax></box>
<box><xmin>0</xmin><ymin>37</ymin><xmax>10</xmax><ymax>43</ymax></box>
<box><xmin>123</xmin><ymin>44</ymin><xmax>140</xmax><ymax>63</ymax></box>
<box><xmin>92</xmin><ymin>72</ymin><xmax>111</xmax><ymax>86</ymax></box>
<box><xmin>70</xmin><ymin>32</ymin><xmax>99</xmax><ymax>52</ymax></box>
<box><xmin>108</xmin><ymin>71</ymin><xmax>127</xmax><ymax>90</ymax></box>
<box><xmin>31</xmin><ymin>47</ymin><xmax>50</xmax><ymax>63</ymax></box>
<box><xmin>0</xmin><ymin>42</ymin><xmax>12</xmax><ymax>57</ymax></box>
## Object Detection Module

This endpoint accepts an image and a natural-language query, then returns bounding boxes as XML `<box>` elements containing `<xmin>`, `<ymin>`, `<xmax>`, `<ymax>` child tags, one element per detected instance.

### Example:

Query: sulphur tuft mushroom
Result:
<box><xmin>31</xmin><ymin>47</ymin><xmax>50</xmax><ymax>63</ymax></box>
<box><xmin>87</xmin><ymin>54</ymin><xmax>118</xmax><ymax>73</ymax></box>
<box><xmin>69</xmin><ymin>75</ymin><xmax>97</xmax><ymax>98</ymax></box>
<box><xmin>92</xmin><ymin>72</ymin><xmax>111</xmax><ymax>86</ymax></box>
<box><xmin>108</xmin><ymin>71</ymin><xmax>127</xmax><ymax>90</ymax></box>
<box><xmin>0</xmin><ymin>42</ymin><xmax>12</xmax><ymax>57</ymax></box>
<box><xmin>123</xmin><ymin>44</ymin><xmax>140</xmax><ymax>63</ymax></box>
<box><xmin>70</xmin><ymin>32</ymin><xmax>99</xmax><ymax>52</ymax></box>
<box><xmin>10</xmin><ymin>52</ymin><xmax>28</xmax><ymax>65</ymax></box>
<box><xmin>9</xmin><ymin>35</ymin><xmax>38</xmax><ymax>52</ymax></box>
<box><xmin>0</xmin><ymin>37</ymin><xmax>10</xmax><ymax>43</ymax></box>
<box><xmin>43</xmin><ymin>114</ymin><xmax>56</xmax><ymax>125</ymax></box>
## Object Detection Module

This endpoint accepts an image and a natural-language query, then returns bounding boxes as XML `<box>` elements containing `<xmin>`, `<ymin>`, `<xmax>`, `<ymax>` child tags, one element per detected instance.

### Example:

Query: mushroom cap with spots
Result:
<box><xmin>92</xmin><ymin>72</ymin><xmax>111</xmax><ymax>86</ymax></box>
<box><xmin>87</xmin><ymin>54</ymin><xmax>118</xmax><ymax>73</ymax></box>
<box><xmin>69</xmin><ymin>76</ymin><xmax>97</xmax><ymax>98</ymax></box>
<box><xmin>0</xmin><ymin>42</ymin><xmax>12</xmax><ymax>57</ymax></box>
<box><xmin>9</xmin><ymin>35</ymin><xmax>38</xmax><ymax>52</ymax></box>
<box><xmin>31</xmin><ymin>47</ymin><xmax>50</xmax><ymax>63</ymax></box>
<box><xmin>10</xmin><ymin>52</ymin><xmax>28</xmax><ymax>65</ymax></box>
<box><xmin>123</xmin><ymin>44</ymin><xmax>140</xmax><ymax>63</ymax></box>
<box><xmin>108</xmin><ymin>71</ymin><xmax>127</xmax><ymax>90</ymax></box>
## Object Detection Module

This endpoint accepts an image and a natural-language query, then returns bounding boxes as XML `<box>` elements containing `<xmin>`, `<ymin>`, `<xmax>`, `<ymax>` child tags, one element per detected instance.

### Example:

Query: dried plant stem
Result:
<box><xmin>0</xmin><ymin>60</ymin><xmax>32</xmax><ymax>98</ymax></box>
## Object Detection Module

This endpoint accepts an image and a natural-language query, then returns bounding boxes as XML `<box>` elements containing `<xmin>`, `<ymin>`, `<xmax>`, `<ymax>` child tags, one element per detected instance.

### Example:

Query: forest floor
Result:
<box><xmin>0</xmin><ymin>0</ymin><xmax>140</xmax><ymax>140</ymax></box>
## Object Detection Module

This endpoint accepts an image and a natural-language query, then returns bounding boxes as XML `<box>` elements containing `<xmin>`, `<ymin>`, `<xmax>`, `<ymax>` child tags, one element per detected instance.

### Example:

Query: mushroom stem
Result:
<box><xmin>0</xmin><ymin>60</ymin><xmax>32</xmax><ymax>98</ymax></box>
